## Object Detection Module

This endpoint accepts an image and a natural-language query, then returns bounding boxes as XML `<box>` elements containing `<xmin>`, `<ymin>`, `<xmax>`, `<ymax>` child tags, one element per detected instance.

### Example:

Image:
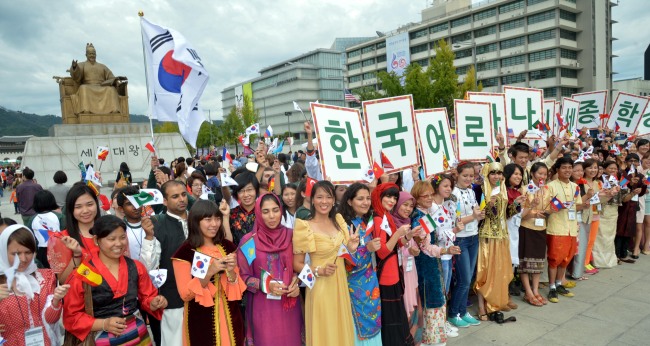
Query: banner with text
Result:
<box><xmin>415</xmin><ymin>108</ymin><xmax>457</xmax><ymax>177</ymax></box>
<box><xmin>504</xmin><ymin>86</ymin><xmax>544</xmax><ymax>141</ymax></box>
<box><xmin>363</xmin><ymin>95</ymin><xmax>419</xmax><ymax>173</ymax></box>
<box><xmin>572</xmin><ymin>90</ymin><xmax>608</xmax><ymax>129</ymax></box>
<box><xmin>454</xmin><ymin>100</ymin><xmax>494</xmax><ymax>161</ymax></box>
<box><xmin>559</xmin><ymin>97</ymin><xmax>580</xmax><ymax>139</ymax></box>
<box><xmin>467</xmin><ymin>92</ymin><xmax>508</xmax><ymax>143</ymax></box>
<box><xmin>311</xmin><ymin>103</ymin><xmax>371</xmax><ymax>184</ymax></box>
<box><xmin>385</xmin><ymin>32</ymin><xmax>410</xmax><ymax>80</ymax></box>
<box><xmin>606</xmin><ymin>92</ymin><xmax>650</xmax><ymax>134</ymax></box>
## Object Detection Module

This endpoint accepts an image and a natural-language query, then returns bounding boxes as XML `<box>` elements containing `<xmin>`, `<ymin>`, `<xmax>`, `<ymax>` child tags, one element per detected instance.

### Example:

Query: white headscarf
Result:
<box><xmin>0</xmin><ymin>224</ymin><xmax>41</xmax><ymax>299</ymax></box>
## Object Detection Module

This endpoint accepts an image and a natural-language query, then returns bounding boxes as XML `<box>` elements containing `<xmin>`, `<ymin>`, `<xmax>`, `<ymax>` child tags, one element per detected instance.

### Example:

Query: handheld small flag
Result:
<box><xmin>148</xmin><ymin>268</ymin><xmax>168</xmax><ymax>288</ymax></box>
<box><xmin>260</xmin><ymin>269</ymin><xmax>274</xmax><ymax>294</ymax></box>
<box><xmin>589</xmin><ymin>193</ymin><xmax>600</xmax><ymax>205</ymax></box>
<box><xmin>629</xmin><ymin>164</ymin><xmax>636</xmax><ymax>175</ymax></box>
<box><xmin>305</xmin><ymin>177</ymin><xmax>318</xmax><ymax>197</ymax></box>
<box><xmin>298</xmin><ymin>263</ymin><xmax>316</xmax><ymax>289</ymax></box>
<box><xmin>222</xmin><ymin>147</ymin><xmax>233</xmax><ymax>165</ymax></box>
<box><xmin>615</xmin><ymin>121</ymin><xmax>621</xmax><ymax>132</ymax></box>
<box><xmin>240</xmin><ymin>237</ymin><xmax>256</xmax><ymax>265</ymax></box>
<box><xmin>199</xmin><ymin>184</ymin><xmax>213</xmax><ymax>200</ymax></box>
<box><xmin>527</xmin><ymin>180</ymin><xmax>540</xmax><ymax>194</ymax></box>
<box><xmin>220</xmin><ymin>173</ymin><xmax>238</xmax><ymax>187</ymax></box>
<box><xmin>380</xmin><ymin>151</ymin><xmax>394</xmax><ymax>169</ymax></box>
<box><xmin>479</xmin><ymin>193</ymin><xmax>486</xmax><ymax>210</ymax></box>
<box><xmin>443</xmin><ymin>155</ymin><xmax>450</xmax><ymax>170</ymax></box>
<box><xmin>619</xmin><ymin>177</ymin><xmax>629</xmax><ymax>188</ymax></box>
<box><xmin>418</xmin><ymin>214</ymin><xmax>437</xmax><ymax>235</ymax></box>
<box><xmin>125</xmin><ymin>189</ymin><xmax>164</xmax><ymax>208</ymax></box>
<box><xmin>380</xmin><ymin>214</ymin><xmax>392</xmax><ymax>236</ymax></box>
<box><xmin>86</xmin><ymin>180</ymin><xmax>100</xmax><ymax>196</ymax></box>
<box><xmin>145</xmin><ymin>141</ymin><xmax>156</xmax><ymax>154</ymax></box>
<box><xmin>268</xmin><ymin>176</ymin><xmax>275</xmax><ymax>192</ymax></box>
<box><xmin>486</xmin><ymin>154</ymin><xmax>495</xmax><ymax>163</ymax></box>
<box><xmin>293</xmin><ymin>101</ymin><xmax>302</xmax><ymax>112</ymax></box>
<box><xmin>574</xmin><ymin>186</ymin><xmax>580</xmax><ymax>198</ymax></box>
<box><xmin>84</xmin><ymin>165</ymin><xmax>102</xmax><ymax>187</ymax></box>
<box><xmin>362</xmin><ymin>165</ymin><xmax>375</xmax><ymax>183</ymax></box>
<box><xmin>599</xmin><ymin>113</ymin><xmax>609</xmax><ymax>120</ymax></box>
<box><xmin>96</xmin><ymin>146</ymin><xmax>109</xmax><ymax>161</ymax></box>
<box><xmin>456</xmin><ymin>200</ymin><xmax>462</xmax><ymax>219</ymax></box>
<box><xmin>264</xmin><ymin>125</ymin><xmax>273</xmax><ymax>138</ymax></box>
<box><xmin>337</xmin><ymin>243</ymin><xmax>356</xmax><ymax>265</ymax></box>
<box><xmin>245</xmin><ymin>123</ymin><xmax>260</xmax><ymax>135</ymax></box>
<box><xmin>76</xmin><ymin>262</ymin><xmax>103</xmax><ymax>287</ymax></box>
<box><xmin>372</xmin><ymin>161</ymin><xmax>384</xmax><ymax>179</ymax></box>
<box><xmin>191</xmin><ymin>251</ymin><xmax>212</xmax><ymax>279</ymax></box>
<box><xmin>550</xmin><ymin>197</ymin><xmax>565</xmax><ymax>212</ymax></box>
<box><xmin>507</xmin><ymin>128</ymin><xmax>515</xmax><ymax>138</ymax></box>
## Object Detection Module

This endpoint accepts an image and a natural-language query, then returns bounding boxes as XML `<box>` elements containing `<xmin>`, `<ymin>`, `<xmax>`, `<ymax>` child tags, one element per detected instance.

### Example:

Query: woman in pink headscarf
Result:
<box><xmin>236</xmin><ymin>193</ymin><xmax>302</xmax><ymax>346</ymax></box>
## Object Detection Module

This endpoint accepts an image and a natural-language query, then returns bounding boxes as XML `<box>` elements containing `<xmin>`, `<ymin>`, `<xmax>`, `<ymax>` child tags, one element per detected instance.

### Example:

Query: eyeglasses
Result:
<box><xmin>628</xmin><ymin>159</ymin><xmax>639</xmax><ymax>163</ymax></box>
<box><xmin>489</xmin><ymin>171</ymin><xmax>503</xmax><ymax>175</ymax></box>
<box><xmin>238</xmin><ymin>187</ymin><xmax>256</xmax><ymax>195</ymax></box>
<box><xmin>419</xmin><ymin>193</ymin><xmax>434</xmax><ymax>199</ymax></box>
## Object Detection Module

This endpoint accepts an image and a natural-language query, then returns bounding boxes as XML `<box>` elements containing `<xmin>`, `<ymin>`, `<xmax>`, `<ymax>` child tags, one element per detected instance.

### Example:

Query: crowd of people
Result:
<box><xmin>0</xmin><ymin>120</ymin><xmax>649</xmax><ymax>346</ymax></box>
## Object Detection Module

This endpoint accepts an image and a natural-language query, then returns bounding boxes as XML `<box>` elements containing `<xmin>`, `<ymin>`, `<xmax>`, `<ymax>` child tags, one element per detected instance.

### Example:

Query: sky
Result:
<box><xmin>0</xmin><ymin>0</ymin><xmax>646</xmax><ymax>119</ymax></box>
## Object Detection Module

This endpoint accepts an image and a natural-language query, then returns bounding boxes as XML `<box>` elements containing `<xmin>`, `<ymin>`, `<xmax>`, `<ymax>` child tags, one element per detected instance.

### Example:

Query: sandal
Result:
<box><xmin>534</xmin><ymin>294</ymin><xmax>548</xmax><ymax>305</ymax></box>
<box><xmin>524</xmin><ymin>294</ymin><xmax>543</xmax><ymax>307</ymax></box>
<box><xmin>477</xmin><ymin>313</ymin><xmax>489</xmax><ymax>321</ymax></box>
<box><xmin>575</xmin><ymin>276</ymin><xmax>589</xmax><ymax>281</ymax></box>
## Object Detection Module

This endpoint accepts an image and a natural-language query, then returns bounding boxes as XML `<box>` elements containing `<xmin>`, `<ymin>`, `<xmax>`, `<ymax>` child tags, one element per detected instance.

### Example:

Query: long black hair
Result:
<box><xmin>308</xmin><ymin>180</ymin><xmax>341</xmax><ymax>230</ymax></box>
<box><xmin>187</xmin><ymin>200</ymin><xmax>225</xmax><ymax>247</ymax></box>
<box><xmin>504</xmin><ymin>163</ymin><xmax>524</xmax><ymax>189</ymax></box>
<box><xmin>338</xmin><ymin>183</ymin><xmax>372</xmax><ymax>225</ymax></box>
<box><xmin>64</xmin><ymin>182</ymin><xmax>100</xmax><ymax>245</ymax></box>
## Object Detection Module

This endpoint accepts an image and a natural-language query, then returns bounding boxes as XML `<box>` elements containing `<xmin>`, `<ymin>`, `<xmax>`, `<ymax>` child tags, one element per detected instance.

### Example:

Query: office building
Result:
<box><xmin>345</xmin><ymin>0</ymin><xmax>616</xmax><ymax>99</ymax></box>
<box><xmin>612</xmin><ymin>77</ymin><xmax>650</xmax><ymax>102</ymax></box>
<box><xmin>222</xmin><ymin>40</ymin><xmax>372</xmax><ymax>141</ymax></box>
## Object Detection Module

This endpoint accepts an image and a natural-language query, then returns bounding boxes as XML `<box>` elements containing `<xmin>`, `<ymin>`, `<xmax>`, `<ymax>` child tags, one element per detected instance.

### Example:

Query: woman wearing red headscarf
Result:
<box><xmin>236</xmin><ymin>193</ymin><xmax>302</xmax><ymax>345</ymax></box>
<box><xmin>371</xmin><ymin>182</ymin><xmax>415</xmax><ymax>346</ymax></box>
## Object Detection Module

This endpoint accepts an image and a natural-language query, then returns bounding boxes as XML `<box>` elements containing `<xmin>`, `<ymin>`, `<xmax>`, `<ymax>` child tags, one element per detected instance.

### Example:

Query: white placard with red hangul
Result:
<box><xmin>363</xmin><ymin>95</ymin><xmax>419</xmax><ymax>174</ymax></box>
<box><xmin>414</xmin><ymin>108</ymin><xmax>457</xmax><ymax>177</ymax></box>
<box><xmin>606</xmin><ymin>92</ymin><xmax>650</xmax><ymax>134</ymax></box>
<box><xmin>504</xmin><ymin>86</ymin><xmax>544</xmax><ymax>140</ymax></box>
<box><xmin>454</xmin><ymin>100</ymin><xmax>494</xmax><ymax>161</ymax></box>
<box><xmin>572</xmin><ymin>90</ymin><xmax>608</xmax><ymax>129</ymax></box>
<box><xmin>311</xmin><ymin>103</ymin><xmax>371</xmax><ymax>184</ymax></box>
<box><xmin>467</xmin><ymin>92</ymin><xmax>508</xmax><ymax>143</ymax></box>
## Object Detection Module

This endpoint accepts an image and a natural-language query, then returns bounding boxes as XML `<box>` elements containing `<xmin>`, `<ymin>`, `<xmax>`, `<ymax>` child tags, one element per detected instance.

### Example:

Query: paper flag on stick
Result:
<box><xmin>240</xmin><ymin>237</ymin><xmax>256</xmax><ymax>265</ymax></box>
<box><xmin>191</xmin><ymin>251</ymin><xmax>212</xmax><ymax>279</ymax></box>
<box><xmin>418</xmin><ymin>214</ymin><xmax>436</xmax><ymax>235</ymax></box>
<box><xmin>148</xmin><ymin>269</ymin><xmax>168</xmax><ymax>288</ymax></box>
<box><xmin>125</xmin><ymin>189</ymin><xmax>163</xmax><ymax>208</ymax></box>
<box><xmin>298</xmin><ymin>263</ymin><xmax>316</xmax><ymax>289</ymax></box>
<box><xmin>260</xmin><ymin>269</ymin><xmax>274</xmax><ymax>294</ymax></box>
<box><xmin>380</xmin><ymin>214</ymin><xmax>392</xmax><ymax>236</ymax></box>
<box><xmin>96</xmin><ymin>146</ymin><xmax>109</xmax><ymax>161</ymax></box>
<box><xmin>337</xmin><ymin>243</ymin><xmax>356</xmax><ymax>265</ymax></box>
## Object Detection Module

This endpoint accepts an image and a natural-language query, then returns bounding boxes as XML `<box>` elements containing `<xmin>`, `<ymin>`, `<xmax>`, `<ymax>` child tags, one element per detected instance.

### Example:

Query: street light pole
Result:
<box><xmin>453</xmin><ymin>41</ymin><xmax>478</xmax><ymax>90</ymax></box>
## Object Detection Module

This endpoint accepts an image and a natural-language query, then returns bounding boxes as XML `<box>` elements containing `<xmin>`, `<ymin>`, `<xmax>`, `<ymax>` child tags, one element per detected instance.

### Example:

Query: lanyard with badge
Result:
<box><xmin>13</xmin><ymin>290</ymin><xmax>45</xmax><ymax>346</ymax></box>
<box><xmin>559</xmin><ymin>182</ymin><xmax>577</xmax><ymax>221</ymax></box>
<box><xmin>532</xmin><ymin>184</ymin><xmax>546</xmax><ymax>227</ymax></box>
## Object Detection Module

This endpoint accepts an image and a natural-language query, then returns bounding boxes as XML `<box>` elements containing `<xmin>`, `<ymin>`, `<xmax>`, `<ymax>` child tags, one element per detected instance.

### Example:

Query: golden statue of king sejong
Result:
<box><xmin>54</xmin><ymin>43</ymin><xmax>129</xmax><ymax>124</ymax></box>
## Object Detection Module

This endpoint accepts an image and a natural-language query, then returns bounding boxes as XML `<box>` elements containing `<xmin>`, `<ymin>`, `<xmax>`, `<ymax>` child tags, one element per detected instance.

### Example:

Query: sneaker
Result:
<box><xmin>563</xmin><ymin>280</ymin><xmax>577</xmax><ymax>289</ymax></box>
<box><xmin>445</xmin><ymin>321</ymin><xmax>459</xmax><ymax>332</ymax></box>
<box><xmin>446</xmin><ymin>328</ymin><xmax>459</xmax><ymax>338</ymax></box>
<box><xmin>548</xmin><ymin>289</ymin><xmax>559</xmax><ymax>303</ymax></box>
<box><xmin>460</xmin><ymin>312</ymin><xmax>481</xmax><ymax>326</ymax></box>
<box><xmin>556</xmin><ymin>285</ymin><xmax>574</xmax><ymax>297</ymax></box>
<box><xmin>448</xmin><ymin>316</ymin><xmax>470</xmax><ymax>328</ymax></box>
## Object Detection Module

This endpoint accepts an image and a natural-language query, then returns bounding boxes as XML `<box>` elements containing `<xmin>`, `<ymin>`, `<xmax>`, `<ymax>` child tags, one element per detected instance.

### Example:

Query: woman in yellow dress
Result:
<box><xmin>293</xmin><ymin>181</ymin><xmax>360</xmax><ymax>346</ymax></box>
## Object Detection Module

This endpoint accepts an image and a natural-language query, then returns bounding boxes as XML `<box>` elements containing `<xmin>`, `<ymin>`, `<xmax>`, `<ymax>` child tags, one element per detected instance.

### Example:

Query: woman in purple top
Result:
<box><xmin>236</xmin><ymin>193</ymin><xmax>303</xmax><ymax>346</ymax></box>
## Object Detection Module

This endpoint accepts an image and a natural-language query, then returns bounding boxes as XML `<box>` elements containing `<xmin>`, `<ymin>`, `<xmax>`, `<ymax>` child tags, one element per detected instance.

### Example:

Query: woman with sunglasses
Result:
<box><xmin>474</xmin><ymin>162</ymin><xmax>513</xmax><ymax>321</ymax></box>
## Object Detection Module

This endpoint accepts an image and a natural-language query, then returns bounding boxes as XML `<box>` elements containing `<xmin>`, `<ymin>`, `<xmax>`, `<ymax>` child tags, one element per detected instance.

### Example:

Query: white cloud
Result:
<box><xmin>0</xmin><ymin>0</ymin><xmax>644</xmax><ymax>118</ymax></box>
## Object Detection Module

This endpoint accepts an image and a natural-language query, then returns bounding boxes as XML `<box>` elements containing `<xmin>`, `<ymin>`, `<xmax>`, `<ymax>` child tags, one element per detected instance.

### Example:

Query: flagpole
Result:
<box><xmin>139</xmin><ymin>11</ymin><xmax>157</xmax><ymax>157</ymax></box>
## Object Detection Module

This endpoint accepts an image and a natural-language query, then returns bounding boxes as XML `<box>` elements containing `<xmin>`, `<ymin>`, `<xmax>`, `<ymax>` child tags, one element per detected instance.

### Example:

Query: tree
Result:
<box><xmin>240</xmin><ymin>94</ymin><xmax>259</xmax><ymax>129</ymax></box>
<box><xmin>404</xmin><ymin>63</ymin><xmax>435</xmax><ymax>109</ymax></box>
<box><xmin>376</xmin><ymin>71</ymin><xmax>405</xmax><ymax>97</ymax></box>
<box><xmin>354</xmin><ymin>86</ymin><xmax>384</xmax><ymax>102</ymax></box>
<box><xmin>195</xmin><ymin>121</ymin><xmax>219</xmax><ymax>149</ymax></box>
<box><xmin>154</xmin><ymin>122</ymin><xmax>179</xmax><ymax>133</ymax></box>
<box><xmin>221</xmin><ymin>107</ymin><xmax>245</xmax><ymax>153</ymax></box>
<box><xmin>458</xmin><ymin>65</ymin><xmax>483</xmax><ymax>99</ymax></box>
<box><xmin>427</xmin><ymin>39</ymin><xmax>459</xmax><ymax>117</ymax></box>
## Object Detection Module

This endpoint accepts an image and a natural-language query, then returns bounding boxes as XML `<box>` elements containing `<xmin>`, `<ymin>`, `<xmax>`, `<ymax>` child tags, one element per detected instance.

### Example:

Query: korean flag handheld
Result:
<box><xmin>298</xmin><ymin>263</ymin><xmax>316</xmax><ymax>289</ymax></box>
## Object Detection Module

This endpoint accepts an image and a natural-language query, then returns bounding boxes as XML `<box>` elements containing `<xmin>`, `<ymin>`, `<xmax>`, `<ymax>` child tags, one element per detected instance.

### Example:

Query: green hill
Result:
<box><xmin>0</xmin><ymin>106</ymin><xmax>158</xmax><ymax>137</ymax></box>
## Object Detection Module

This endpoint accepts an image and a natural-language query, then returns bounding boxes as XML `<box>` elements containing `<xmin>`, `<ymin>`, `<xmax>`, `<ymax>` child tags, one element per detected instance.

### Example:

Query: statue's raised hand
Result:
<box><xmin>71</xmin><ymin>60</ymin><xmax>78</xmax><ymax>69</ymax></box>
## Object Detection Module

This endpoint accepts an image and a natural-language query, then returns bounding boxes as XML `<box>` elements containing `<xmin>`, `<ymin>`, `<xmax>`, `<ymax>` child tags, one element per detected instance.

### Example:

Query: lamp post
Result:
<box><xmin>285</xmin><ymin>111</ymin><xmax>292</xmax><ymax>137</ymax></box>
<box><xmin>453</xmin><ymin>41</ymin><xmax>478</xmax><ymax>90</ymax></box>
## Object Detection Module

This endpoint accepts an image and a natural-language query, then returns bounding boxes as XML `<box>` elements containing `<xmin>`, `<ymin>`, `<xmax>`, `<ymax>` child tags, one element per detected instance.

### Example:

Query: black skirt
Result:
<box><xmin>518</xmin><ymin>226</ymin><xmax>547</xmax><ymax>274</ymax></box>
<box><xmin>379</xmin><ymin>283</ymin><xmax>415</xmax><ymax>346</ymax></box>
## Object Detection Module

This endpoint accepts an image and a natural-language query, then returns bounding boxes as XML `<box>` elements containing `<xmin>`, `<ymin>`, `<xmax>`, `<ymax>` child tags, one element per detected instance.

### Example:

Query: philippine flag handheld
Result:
<box><xmin>140</xmin><ymin>16</ymin><xmax>209</xmax><ymax>148</ymax></box>
<box><xmin>191</xmin><ymin>251</ymin><xmax>211</xmax><ymax>279</ymax></box>
<box><xmin>337</xmin><ymin>244</ymin><xmax>356</xmax><ymax>265</ymax></box>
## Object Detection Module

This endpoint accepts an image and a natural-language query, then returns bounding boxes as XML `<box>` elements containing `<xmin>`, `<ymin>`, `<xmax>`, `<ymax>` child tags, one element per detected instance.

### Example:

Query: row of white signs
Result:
<box><xmin>311</xmin><ymin>87</ymin><xmax>650</xmax><ymax>184</ymax></box>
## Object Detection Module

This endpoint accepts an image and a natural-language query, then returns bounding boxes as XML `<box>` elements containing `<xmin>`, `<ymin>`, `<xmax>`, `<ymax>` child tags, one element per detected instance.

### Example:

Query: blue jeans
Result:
<box><xmin>448</xmin><ymin>235</ymin><xmax>479</xmax><ymax>317</ymax></box>
<box><xmin>442</xmin><ymin>259</ymin><xmax>452</xmax><ymax>294</ymax></box>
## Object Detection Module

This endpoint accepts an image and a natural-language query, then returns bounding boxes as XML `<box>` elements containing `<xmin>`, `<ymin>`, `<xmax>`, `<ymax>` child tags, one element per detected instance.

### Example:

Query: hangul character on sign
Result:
<box><xmin>129</xmin><ymin>144</ymin><xmax>141</xmax><ymax>156</ymax></box>
<box><xmin>426</xmin><ymin>120</ymin><xmax>452</xmax><ymax>160</ymax></box>
<box><xmin>324</xmin><ymin>119</ymin><xmax>361</xmax><ymax>169</ymax></box>
<box><xmin>578</xmin><ymin>100</ymin><xmax>599</xmax><ymax>126</ymax></box>
<box><xmin>463</xmin><ymin>116</ymin><xmax>488</xmax><ymax>147</ymax></box>
<box><xmin>617</xmin><ymin>101</ymin><xmax>640</xmax><ymax>127</ymax></box>
<box><xmin>376</xmin><ymin>111</ymin><xmax>409</xmax><ymax>155</ymax></box>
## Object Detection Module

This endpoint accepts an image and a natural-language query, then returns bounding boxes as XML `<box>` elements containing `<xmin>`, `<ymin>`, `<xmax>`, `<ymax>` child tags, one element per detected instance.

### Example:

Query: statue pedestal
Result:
<box><xmin>22</xmin><ymin>123</ymin><xmax>189</xmax><ymax>189</ymax></box>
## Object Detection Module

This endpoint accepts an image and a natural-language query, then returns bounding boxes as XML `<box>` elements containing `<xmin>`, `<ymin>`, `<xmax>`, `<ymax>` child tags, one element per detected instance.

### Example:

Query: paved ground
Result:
<box><xmin>1</xmin><ymin>188</ymin><xmax>649</xmax><ymax>345</ymax></box>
